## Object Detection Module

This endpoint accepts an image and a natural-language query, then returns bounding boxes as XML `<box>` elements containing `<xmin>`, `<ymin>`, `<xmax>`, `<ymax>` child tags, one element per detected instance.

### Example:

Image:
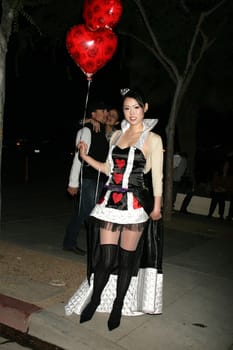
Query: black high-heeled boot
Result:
<box><xmin>80</xmin><ymin>300</ymin><xmax>100</xmax><ymax>323</ymax></box>
<box><xmin>108</xmin><ymin>300</ymin><xmax>123</xmax><ymax>330</ymax></box>
<box><xmin>108</xmin><ymin>248</ymin><xmax>135</xmax><ymax>331</ymax></box>
<box><xmin>80</xmin><ymin>244</ymin><xmax>117</xmax><ymax>324</ymax></box>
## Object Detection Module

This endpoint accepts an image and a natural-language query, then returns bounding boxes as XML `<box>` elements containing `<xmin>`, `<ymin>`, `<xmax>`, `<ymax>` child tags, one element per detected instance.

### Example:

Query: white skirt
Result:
<box><xmin>65</xmin><ymin>268</ymin><xmax>163</xmax><ymax>317</ymax></box>
<box><xmin>90</xmin><ymin>191</ymin><xmax>149</xmax><ymax>224</ymax></box>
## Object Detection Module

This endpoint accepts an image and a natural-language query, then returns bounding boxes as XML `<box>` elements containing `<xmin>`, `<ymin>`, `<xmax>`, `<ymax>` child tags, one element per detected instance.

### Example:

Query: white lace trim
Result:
<box><xmin>90</xmin><ymin>192</ymin><xmax>148</xmax><ymax>224</ymax></box>
<box><xmin>65</xmin><ymin>268</ymin><xmax>163</xmax><ymax>317</ymax></box>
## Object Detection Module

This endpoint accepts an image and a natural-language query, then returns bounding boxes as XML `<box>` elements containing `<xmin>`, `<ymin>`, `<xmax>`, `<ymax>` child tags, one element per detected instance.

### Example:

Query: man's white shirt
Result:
<box><xmin>68</xmin><ymin>127</ymin><xmax>91</xmax><ymax>188</ymax></box>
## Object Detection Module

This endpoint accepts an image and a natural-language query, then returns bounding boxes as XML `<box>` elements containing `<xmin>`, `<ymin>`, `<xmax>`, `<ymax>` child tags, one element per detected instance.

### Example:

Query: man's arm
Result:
<box><xmin>67</xmin><ymin>127</ymin><xmax>91</xmax><ymax>195</ymax></box>
<box><xmin>79</xmin><ymin>118</ymin><xmax>101</xmax><ymax>133</ymax></box>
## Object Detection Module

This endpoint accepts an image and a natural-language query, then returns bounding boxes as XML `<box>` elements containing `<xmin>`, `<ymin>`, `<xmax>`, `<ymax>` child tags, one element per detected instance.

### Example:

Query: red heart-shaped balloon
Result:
<box><xmin>83</xmin><ymin>0</ymin><xmax>123</xmax><ymax>31</ymax></box>
<box><xmin>66</xmin><ymin>24</ymin><xmax>118</xmax><ymax>80</ymax></box>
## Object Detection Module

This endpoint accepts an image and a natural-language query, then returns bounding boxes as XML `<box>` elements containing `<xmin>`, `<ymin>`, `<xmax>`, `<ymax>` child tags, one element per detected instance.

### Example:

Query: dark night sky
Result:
<box><xmin>4</xmin><ymin>34</ymin><xmax>124</xmax><ymax>150</ymax></box>
<box><xmin>2</xmin><ymin>1</ymin><xmax>233</xmax><ymax>180</ymax></box>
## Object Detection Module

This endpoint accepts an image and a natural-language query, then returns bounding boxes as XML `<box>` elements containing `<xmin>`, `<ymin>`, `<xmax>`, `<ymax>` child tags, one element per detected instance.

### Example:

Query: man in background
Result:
<box><xmin>63</xmin><ymin>101</ymin><xmax>109</xmax><ymax>255</ymax></box>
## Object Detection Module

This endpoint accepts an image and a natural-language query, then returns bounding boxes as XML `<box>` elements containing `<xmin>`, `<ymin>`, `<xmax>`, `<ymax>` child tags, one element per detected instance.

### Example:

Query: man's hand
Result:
<box><xmin>67</xmin><ymin>186</ymin><xmax>78</xmax><ymax>196</ymax></box>
<box><xmin>90</xmin><ymin>119</ymin><xmax>100</xmax><ymax>132</ymax></box>
<box><xmin>81</xmin><ymin>118</ymin><xmax>100</xmax><ymax>132</ymax></box>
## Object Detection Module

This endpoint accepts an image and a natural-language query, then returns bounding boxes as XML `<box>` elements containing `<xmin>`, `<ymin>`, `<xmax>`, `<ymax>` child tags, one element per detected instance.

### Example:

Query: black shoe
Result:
<box><xmin>108</xmin><ymin>305</ymin><xmax>122</xmax><ymax>331</ymax></box>
<box><xmin>63</xmin><ymin>246</ymin><xmax>86</xmax><ymax>256</ymax></box>
<box><xmin>80</xmin><ymin>301</ymin><xmax>99</xmax><ymax>323</ymax></box>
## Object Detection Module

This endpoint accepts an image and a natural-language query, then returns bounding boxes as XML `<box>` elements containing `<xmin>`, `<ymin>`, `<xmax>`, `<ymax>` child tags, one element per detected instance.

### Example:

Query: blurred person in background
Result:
<box><xmin>63</xmin><ymin>101</ymin><xmax>109</xmax><ymax>255</ymax></box>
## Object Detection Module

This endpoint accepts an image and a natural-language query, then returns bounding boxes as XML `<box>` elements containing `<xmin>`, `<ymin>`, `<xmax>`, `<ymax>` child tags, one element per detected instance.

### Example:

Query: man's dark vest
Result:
<box><xmin>82</xmin><ymin>122</ymin><xmax>109</xmax><ymax>182</ymax></box>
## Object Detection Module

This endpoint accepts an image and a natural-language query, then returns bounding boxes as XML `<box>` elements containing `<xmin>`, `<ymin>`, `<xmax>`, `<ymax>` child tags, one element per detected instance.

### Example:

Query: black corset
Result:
<box><xmin>108</xmin><ymin>146</ymin><xmax>146</xmax><ymax>191</ymax></box>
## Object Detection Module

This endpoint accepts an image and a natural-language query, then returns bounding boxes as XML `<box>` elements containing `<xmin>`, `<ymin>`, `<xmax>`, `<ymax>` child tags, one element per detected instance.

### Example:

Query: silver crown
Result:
<box><xmin>120</xmin><ymin>88</ymin><xmax>130</xmax><ymax>96</ymax></box>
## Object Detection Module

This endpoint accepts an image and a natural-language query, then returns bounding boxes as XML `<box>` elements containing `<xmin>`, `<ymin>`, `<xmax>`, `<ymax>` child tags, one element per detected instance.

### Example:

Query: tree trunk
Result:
<box><xmin>176</xmin><ymin>99</ymin><xmax>198</xmax><ymax>180</ymax></box>
<box><xmin>0</xmin><ymin>1</ymin><xmax>14</xmax><ymax>216</ymax></box>
<box><xmin>163</xmin><ymin>78</ymin><xmax>184</xmax><ymax>221</ymax></box>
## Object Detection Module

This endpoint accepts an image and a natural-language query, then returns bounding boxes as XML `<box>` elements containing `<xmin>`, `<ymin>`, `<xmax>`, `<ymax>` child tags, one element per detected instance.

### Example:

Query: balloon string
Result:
<box><xmin>82</xmin><ymin>79</ymin><xmax>92</xmax><ymax>128</ymax></box>
<box><xmin>79</xmin><ymin>78</ymin><xmax>91</xmax><ymax>141</ymax></box>
<box><xmin>79</xmin><ymin>78</ymin><xmax>92</xmax><ymax>216</ymax></box>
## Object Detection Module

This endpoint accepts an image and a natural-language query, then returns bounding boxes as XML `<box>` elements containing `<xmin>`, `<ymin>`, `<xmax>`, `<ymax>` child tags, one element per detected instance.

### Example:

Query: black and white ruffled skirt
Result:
<box><xmin>65</xmin><ymin>219</ymin><xmax>164</xmax><ymax>317</ymax></box>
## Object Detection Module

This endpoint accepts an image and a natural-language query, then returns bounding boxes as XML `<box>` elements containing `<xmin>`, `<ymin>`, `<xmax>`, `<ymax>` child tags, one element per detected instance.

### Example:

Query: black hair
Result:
<box><xmin>122</xmin><ymin>88</ymin><xmax>147</xmax><ymax>108</ymax></box>
<box><xmin>88</xmin><ymin>100</ymin><xmax>108</xmax><ymax>114</ymax></box>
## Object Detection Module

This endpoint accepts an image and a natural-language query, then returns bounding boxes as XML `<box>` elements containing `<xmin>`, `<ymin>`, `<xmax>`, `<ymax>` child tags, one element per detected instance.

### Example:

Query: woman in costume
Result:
<box><xmin>65</xmin><ymin>88</ymin><xmax>164</xmax><ymax>331</ymax></box>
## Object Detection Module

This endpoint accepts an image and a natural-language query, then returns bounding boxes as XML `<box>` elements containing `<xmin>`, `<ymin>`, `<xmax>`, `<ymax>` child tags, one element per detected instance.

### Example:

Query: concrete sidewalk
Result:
<box><xmin>0</xmin><ymin>181</ymin><xmax>233</xmax><ymax>349</ymax></box>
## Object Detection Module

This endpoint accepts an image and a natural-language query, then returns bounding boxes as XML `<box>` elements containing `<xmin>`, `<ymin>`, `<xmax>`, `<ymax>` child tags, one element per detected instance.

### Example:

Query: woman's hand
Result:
<box><xmin>150</xmin><ymin>208</ymin><xmax>162</xmax><ymax>221</ymax></box>
<box><xmin>150</xmin><ymin>196</ymin><xmax>162</xmax><ymax>221</ymax></box>
<box><xmin>77</xmin><ymin>141</ymin><xmax>88</xmax><ymax>159</ymax></box>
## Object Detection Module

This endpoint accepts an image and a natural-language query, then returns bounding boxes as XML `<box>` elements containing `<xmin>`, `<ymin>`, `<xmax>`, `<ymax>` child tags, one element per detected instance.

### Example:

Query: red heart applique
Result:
<box><xmin>115</xmin><ymin>159</ymin><xmax>125</xmax><ymax>169</ymax></box>
<box><xmin>112</xmin><ymin>192</ymin><xmax>123</xmax><ymax>203</ymax></box>
<box><xmin>133</xmin><ymin>196</ymin><xmax>142</xmax><ymax>209</ymax></box>
<box><xmin>113</xmin><ymin>173</ymin><xmax>123</xmax><ymax>184</ymax></box>
<box><xmin>98</xmin><ymin>196</ymin><xmax>104</xmax><ymax>204</ymax></box>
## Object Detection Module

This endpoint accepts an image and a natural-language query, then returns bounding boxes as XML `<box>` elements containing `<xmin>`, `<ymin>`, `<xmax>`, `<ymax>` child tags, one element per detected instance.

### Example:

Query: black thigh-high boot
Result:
<box><xmin>108</xmin><ymin>247</ymin><xmax>135</xmax><ymax>331</ymax></box>
<box><xmin>80</xmin><ymin>244</ymin><xmax>118</xmax><ymax>323</ymax></box>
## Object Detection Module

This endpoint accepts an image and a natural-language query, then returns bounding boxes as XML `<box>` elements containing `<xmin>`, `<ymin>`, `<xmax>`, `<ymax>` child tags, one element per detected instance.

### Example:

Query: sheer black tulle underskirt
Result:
<box><xmin>89</xmin><ymin>216</ymin><xmax>147</xmax><ymax>233</ymax></box>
